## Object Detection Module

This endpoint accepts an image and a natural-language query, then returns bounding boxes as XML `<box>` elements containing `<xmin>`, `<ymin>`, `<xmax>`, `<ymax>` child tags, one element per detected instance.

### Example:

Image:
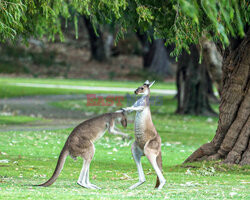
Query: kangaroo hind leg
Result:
<box><xmin>144</xmin><ymin>140</ymin><xmax>166</xmax><ymax>190</ymax></box>
<box><xmin>77</xmin><ymin>141</ymin><xmax>100</xmax><ymax>189</ymax></box>
<box><xmin>129</xmin><ymin>142</ymin><xmax>146</xmax><ymax>190</ymax></box>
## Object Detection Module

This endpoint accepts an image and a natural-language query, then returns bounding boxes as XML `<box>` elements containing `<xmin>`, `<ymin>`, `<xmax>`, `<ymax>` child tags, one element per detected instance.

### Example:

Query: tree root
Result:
<box><xmin>183</xmin><ymin>143</ymin><xmax>216</xmax><ymax>163</ymax></box>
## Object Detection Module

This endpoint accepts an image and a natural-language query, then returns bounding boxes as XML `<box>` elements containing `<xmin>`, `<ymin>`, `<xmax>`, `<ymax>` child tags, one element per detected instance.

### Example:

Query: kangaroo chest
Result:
<box><xmin>134</xmin><ymin>108</ymin><xmax>153</xmax><ymax>147</ymax></box>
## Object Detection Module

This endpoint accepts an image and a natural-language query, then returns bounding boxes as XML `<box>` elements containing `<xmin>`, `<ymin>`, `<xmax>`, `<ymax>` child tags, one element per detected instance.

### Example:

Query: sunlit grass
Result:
<box><xmin>0</xmin><ymin>115</ymin><xmax>41</xmax><ymax>125</ymax></box>
<box><xmin>0</xmin><ymin>77</ymin><xmax>176</xmax><ymax>98</ymax></box>
<box><xmin>1</xmin><ymin>100</ymin><xmax>249</xmax><ymax>199</ymax></box>
<box><xmin>0</xmin><ymin>76</ymin><xmax>176</xmax><ymax>89</ymax></box>
<box><xmin>0</xmin><ymin>78</ymin><xmax>249</xmax><ymax>199</ymax></box>
<box><xmin>1</xmin><ymin>124</ymin><xmax>249</xmax><ymax>199</ymax></box>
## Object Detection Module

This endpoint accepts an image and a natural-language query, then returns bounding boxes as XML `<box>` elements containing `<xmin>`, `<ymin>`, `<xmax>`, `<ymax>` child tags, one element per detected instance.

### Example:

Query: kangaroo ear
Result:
<box><xmin>144</xmin><ymin>80</ymin><xmax>150</xmax><ymax>86</ymax></box>
<box><xmin>149</xmin><ymin>80</ymin><xmax>155</xmax><ymax>88</ymax></box>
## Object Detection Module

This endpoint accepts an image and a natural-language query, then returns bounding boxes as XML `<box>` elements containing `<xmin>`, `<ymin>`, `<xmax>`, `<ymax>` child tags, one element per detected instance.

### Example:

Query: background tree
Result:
<box><xmin>200</xmin><ymin>38</ymin><xmax>223</xmax><ymax>96</ymax></box>
<box><xmin>83</xmin><ymin>16</ymin><xmax>107</xmax><ymax>62</ymax></box>
<box><xmin>176</xmin><ymin>45</ymin><xmax>217</xmax><ymax>116</ymax></box>
<box><xmin>176</xmin><ymin>38</ymin><xmax>221</xmax><ymax>115</ymax></box>
<box><xmin>0</xmin><ymin>0</ymin><xmax>71</xmax><ymax>42</ymax></box>
<box><xmin>136</xmin><ymin>32</ymin><xmax>173</xmax><ymax>77</ymax></box>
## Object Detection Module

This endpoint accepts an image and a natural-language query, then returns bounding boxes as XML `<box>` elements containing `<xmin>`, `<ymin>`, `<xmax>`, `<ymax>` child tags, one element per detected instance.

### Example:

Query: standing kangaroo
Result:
<box><xmin>121</xmin><ymin>80</ymin><xmax>166</xmax><ymax>189</ymax></box>
<box><xmin>35</xmin><ymin>112</ymin><xmax>127</xmax><ymax>189</ymax></box>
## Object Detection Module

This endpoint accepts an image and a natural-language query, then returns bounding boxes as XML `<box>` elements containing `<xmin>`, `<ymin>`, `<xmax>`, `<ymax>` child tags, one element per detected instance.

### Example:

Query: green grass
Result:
<box><xmin>0</xmin><ymin>77</ymin><xmax>176</xmax><ymax>89</ymax></box>
<box><xmin>0</xmin><ymin>121</ymin><xmax>249</xmax><ymax>199</ymax></box>
<box><xmin>0</xmin><ymin>77</ymin><xmax>248</xmax><ymax>199</ymax></box>
<box><xmin>0</xmin><ymin>77</ymin><xmax>176</xmax><ymax>98</ymax></box>
<box><xmin>50</xmin><ymin>94</ymin><xmax>219</xmax><ymax>116</ymax></box>
<box><xmin>0</xmin><ymin>115</ymin><xmax>41</xmax><ymax>125</ymax></box>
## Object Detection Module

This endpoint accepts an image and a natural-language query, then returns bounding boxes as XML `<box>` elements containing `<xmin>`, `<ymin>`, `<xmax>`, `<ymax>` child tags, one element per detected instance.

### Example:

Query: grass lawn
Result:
<box><xmin>1</xmin><ymin>120</ymin><xmax>249</xmax><ymax>199</ymax></box>
<box><xmin>0</xmin><ymin>77</ymin><xmax>176</xmax><ymax>89</ymax></box>
<box><xmin>50</xmin><ymin>95</ymin><xmax>220</xmax><ymax>115</ymax></box>
<box><xmin>0</xmin><ymin>77</ymin><xmax>176</xmax><ymax>98</ymax></box>
<box><xmin>0</xmin><ymin>115</ymin><xmax>42</xmax><ymax>125</ymax></box>
<box><xmin>0</xmin><ymin>77</ymin><xmax>249</xmax><ymax>199</ymax></box>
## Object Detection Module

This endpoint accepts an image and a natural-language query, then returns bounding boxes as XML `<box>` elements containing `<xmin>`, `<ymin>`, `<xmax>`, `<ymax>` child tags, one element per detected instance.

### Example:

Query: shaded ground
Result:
<box><xmin>0</xmin><ymin>81</ymin><xmax>178</xmax><ymax>132</ymax></box>
<box><xmin>0</xmin><ymin>94</ymin><xmax>90</xmax><ymax>132</ymax></box>
<box><xmin>0</xmin><ymin>79</ymin><xmax>177</xmax><ymax>132</ymax></box>
<box><xmin>0</xmin><ymin>94</ymin><xmax>89</xmax><ymax>119</ymax></box>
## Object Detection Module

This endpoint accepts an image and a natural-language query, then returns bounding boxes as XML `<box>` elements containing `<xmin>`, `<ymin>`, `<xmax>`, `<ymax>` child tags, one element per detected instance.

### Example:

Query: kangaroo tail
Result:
<box><xmin>34</xmin><ymin>145</ymin><xmax>69</xmax><ymax>187</ymax></box>
<box><xmin>155</xmin><ymin>151</ymin><xmax>162</xmax><ymax>188</ymax></box>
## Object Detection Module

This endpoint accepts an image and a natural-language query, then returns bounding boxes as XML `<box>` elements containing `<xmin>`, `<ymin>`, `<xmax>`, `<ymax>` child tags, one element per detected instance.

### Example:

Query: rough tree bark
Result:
<box><xmin>136</xmin><ymin>33</ymin><xmax>173</xmax><ymax>77</ymax></box>
<box><xmin>83</xmin><ymin>16</ymin><xmax>107</xmax><ymax>62</ymax></box>
<box><xmin>184</xmin><ymin>28</ymin><xmax>250</xmax><ymax>165</ymax></box>
<box><xmin>176</xmin><ymin>45</ymin><xmax>217</xmax><ymax>116</ymax></box>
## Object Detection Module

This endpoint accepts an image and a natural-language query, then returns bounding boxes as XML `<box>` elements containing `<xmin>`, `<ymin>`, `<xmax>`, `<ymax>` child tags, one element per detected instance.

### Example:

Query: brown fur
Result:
<box><xmin>143</xmin><ymin>134</ymin><xmax>163</xmax><ymax>188</ymax></box>
<box><xmin>155</xmin><ymin>151</ymin><xmax>162</xmax><ymax>188</ymax></box>
<box><xmin>35</xmin><ymin>112</ymin><xmax>127</xmax><ymax>187</ymax></box>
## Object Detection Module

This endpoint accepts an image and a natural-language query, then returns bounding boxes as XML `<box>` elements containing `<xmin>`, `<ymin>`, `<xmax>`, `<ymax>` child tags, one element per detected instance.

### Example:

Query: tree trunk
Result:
<box><xmin>149</xmin><ymin>39</ymin><xmax>173</xmax><ymax>76</ymax></box>
<box><xmin>206</xmin><ymin>71</ymin><xmax>219</xmax><ymax>103</ymax></box>
<box><xmin>184</xmin><ymin>28</ymin><xmax>250</xmax><ymax>165</ymax></box>
<box><xmin>136</xmin><ymin>32</ymin><xmax>152</xmax><ymax>69</ymax></box>
<box><xmin>176</xmin><ymin>45</ymin><xmax>216</xmax><ymax>116</ymax></box>
<box><xmin>201</xmin><ymin>39</ymin><xmax>223</xmax><ymax>96</ymax></box>
<box><xmin>136</xmin><ymin>33</ymin><xmax>173</xmax><ymax>77</ymax></box>
<box><xmin>83</xmin><ymin>16</ymin><xmax>107</xmax><ymax>62</ymax></box>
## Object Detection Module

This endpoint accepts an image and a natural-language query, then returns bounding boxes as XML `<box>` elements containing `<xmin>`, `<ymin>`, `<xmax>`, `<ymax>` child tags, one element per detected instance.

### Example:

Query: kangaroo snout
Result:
<box><xmin>134</xmin><ymin>86</ymin><xmax>144</xmax><ymax>95</ymax></box>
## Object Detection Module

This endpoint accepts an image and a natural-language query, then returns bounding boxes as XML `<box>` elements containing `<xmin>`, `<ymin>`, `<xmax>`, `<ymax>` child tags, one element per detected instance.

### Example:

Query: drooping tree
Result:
<box><xmin>184</xmin><ymin>29</ymin><xmax>250</xmax><ymax>165</ymax></box>
<box><xmin>0</xmin><ymin>0</ymin><xmax>72</xmax><ymax>42</ymax></box>
<box><xmin>72</xmin><ymin>0</ymin><xmax>249</xmax><ymax>165</ymax></box>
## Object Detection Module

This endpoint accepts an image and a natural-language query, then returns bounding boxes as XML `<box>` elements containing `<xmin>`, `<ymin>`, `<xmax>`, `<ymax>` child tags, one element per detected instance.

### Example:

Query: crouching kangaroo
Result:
<box><xmin>35</xmin><ymin>112</ymin><xmax>127</xmax><ymax>189</ymax></box>
<box><xmin>121</xmin><ymin>80</ymin><xmax>166</xmax><ymax>190</ymax></box>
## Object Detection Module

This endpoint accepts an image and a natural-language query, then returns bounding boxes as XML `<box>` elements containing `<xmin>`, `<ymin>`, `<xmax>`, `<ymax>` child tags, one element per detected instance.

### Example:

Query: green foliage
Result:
<box><xmin>0</xmin><ymin>0</ymin><xmax>70</xmax><ymax>42</ymax></box>
<box><xmin>0</xmin><ymin>0</ymin><xmax>25</xmax><ymax>40</ymax></box>
<box><xmin>76</xmin><ymin>0</ymin><xmax>249</xmax><ymax>55</ymax></box>
<box><xmin>0</xmin><ymin>0</ymin><xmax>249</xmax><ymax>54</ymax></box>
